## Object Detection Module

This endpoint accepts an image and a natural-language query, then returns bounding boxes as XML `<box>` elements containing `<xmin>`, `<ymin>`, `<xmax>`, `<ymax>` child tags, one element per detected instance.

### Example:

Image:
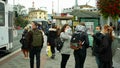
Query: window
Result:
<box><xmin>0</xmin><ymin>3</ymin><xmax>5</xmax><ymax>26</ymax></box>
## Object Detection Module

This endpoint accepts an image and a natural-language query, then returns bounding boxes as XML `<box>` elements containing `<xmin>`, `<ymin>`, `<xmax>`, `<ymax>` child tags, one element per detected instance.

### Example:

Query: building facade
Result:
<box><xmin>28</xmin><ymin>9</ymin><xmax>47</xmax><ymax>21</ymax></box>
<box><xmin>62</xmin><ymin>4</ymin><xmax>98</xmax><ymax>13</ymax></box>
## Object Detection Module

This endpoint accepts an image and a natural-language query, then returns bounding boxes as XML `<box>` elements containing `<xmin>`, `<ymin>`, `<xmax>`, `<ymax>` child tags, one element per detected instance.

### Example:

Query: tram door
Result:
<box><xmin>8</xmin><ymin>11</ymin><xmax>13</xmax><ymax>44</ymax></box>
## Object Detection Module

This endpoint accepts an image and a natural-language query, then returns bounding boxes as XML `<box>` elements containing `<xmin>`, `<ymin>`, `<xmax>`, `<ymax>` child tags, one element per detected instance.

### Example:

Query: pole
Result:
<box><xmin>13</xmin><ymin>0</ymin><xmax>15</xmax><ymax>5</ymax></box>
<box><xmin>58</xmin><ymin>0</ymin><xmax>59</xmax><ymax>13</ymax></box>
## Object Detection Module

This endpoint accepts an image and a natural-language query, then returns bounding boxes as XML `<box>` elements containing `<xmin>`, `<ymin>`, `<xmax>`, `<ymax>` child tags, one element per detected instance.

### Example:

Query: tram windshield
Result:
<box><xmin>0</xmin><ymin>2</ymin><xmax>5</xmax><ymax>26</ymax></box>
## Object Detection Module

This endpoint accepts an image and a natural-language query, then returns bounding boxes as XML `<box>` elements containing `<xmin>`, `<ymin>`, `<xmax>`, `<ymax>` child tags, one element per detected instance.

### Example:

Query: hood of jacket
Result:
<box><xmin>75</xmin><ymin>25</ymin><xmax>86</xmax><ymax>32</ymax></box>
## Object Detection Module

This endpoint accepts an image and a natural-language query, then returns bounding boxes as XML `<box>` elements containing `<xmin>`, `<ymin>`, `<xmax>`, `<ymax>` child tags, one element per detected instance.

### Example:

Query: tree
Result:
<box><xmin>13</xmin><ymin>4</ymin><xmax>28</xmax><ymax>28</ymax></box>
<box><xmin>13</xmin><ymin>4</ymin><xmax>27</xmax><ymax>15</ymax></box>
<box><xmin>97</xmin><ymin>0</ymin><xmax>120</xmax><ymax>20</ymax></box>
<box><xmin>14</xmin><ymin>16</ymin><xmax>28</xmax><ymax>28</ymax></box>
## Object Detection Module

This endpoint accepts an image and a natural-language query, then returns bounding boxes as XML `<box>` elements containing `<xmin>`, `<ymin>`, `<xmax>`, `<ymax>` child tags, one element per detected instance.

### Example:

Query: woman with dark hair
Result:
<box><xmin>60</xmin><ymin>24</ymin><xmax>73</xmax><ymax>68</ymax></box>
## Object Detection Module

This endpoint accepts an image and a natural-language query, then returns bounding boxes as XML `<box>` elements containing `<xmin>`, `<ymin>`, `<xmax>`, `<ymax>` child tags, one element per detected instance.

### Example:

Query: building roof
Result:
<box><xmin>70</xmin><ymin>10</ymin><xmax>100</xmax><ymax>18</ymax></box>
<box><xmin>53</xmin><ymin>16</ymin><xmax>73</xmax><ymax>20</ymax></box>
<box><xmin>71</xmin><ymin>4</ymin><xmax>95</xmax><ymax>9</ymax></box>
<box><xmin>29</xmin><ymin>9</ymin><xmax>47</xmax><ymax>13</ymax></box>
<box><xmin>79</xmin><ymin>4</ymin><xmax>94</xmax><ymax>8</ymax></box>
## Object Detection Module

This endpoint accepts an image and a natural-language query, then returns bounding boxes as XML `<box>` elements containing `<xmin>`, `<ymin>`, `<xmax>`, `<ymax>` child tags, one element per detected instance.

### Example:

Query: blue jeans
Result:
<box><xmin>29</xmin><ymin>47</ymin><xmax>42</xmax><ymax>68</ymax></box>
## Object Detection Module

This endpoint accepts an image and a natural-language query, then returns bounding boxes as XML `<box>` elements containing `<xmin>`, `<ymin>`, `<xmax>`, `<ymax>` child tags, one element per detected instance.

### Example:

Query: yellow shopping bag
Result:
<box><xmin>46</xmin><ymin>46</ymin><xmax>52</xmax><ymax>57</ymax></box>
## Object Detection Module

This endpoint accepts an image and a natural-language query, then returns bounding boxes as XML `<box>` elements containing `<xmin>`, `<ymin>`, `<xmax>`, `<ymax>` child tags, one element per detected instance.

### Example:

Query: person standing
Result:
<box><xmin>98</xmin><ymin>24</ymin><xmax>114</xmax><ymax>68</ymax></box>
<box><xmin>91</xmin><ymin>26</ymin><xmax>102</xmax><ymax>68</ymax></box>
<box><xmin>60</xmin><ymin>24</ymin><xmax>72</xmax><ymax>68</ymax></box>
<box><xmin>72</xmin><ymin>24</ymin><xmax>89</xmax><ymax>68</ymax></box>
<box><xmin>47</xmin><ymin>24</ymin><xmax>58</xmax><ymax>59</ymax></box>
<box><xmin>20</xmin><ymin>27</ymin><xmax>30</xmax><ymax>59</ymax></box>
<box><xmin>26</xmin><ymin>21</ymin><xmax>44</xmax><ymax>68</ymax></box>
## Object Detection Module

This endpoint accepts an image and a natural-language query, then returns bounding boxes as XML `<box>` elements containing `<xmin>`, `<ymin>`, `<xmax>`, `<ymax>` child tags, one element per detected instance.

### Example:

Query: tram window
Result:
<box><xmin>0</xmin><ymin>3</ymin><xmax>5</xmax><ymax>26</ymax></box>
<box><xmin>0</xmin><ymin>13</ymin><xmax>5</xmax><ymax>26</ymax></box>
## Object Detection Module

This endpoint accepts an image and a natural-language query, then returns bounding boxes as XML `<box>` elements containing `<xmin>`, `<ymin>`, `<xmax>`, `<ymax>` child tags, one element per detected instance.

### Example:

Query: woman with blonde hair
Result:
<box><xmin>98</xmin><ymin>24</ymin><xmax>114</xmax><ymax>68</ymax></box>
<box><xmin>20</xmin><ymin>26</ymin><xmax>29</xmax><ymax>59</ymax></box>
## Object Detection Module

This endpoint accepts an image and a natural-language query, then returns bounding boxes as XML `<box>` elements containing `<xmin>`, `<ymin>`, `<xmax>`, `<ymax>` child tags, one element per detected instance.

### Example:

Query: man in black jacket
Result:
<box><xmin>91</xmin><ymin>26</ymin><xmax>102</xmax><ymax>68</ymax></box>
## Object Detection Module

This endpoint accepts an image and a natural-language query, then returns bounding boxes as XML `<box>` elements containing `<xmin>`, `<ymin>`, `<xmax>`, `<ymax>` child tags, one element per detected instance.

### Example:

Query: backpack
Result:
<box><xmin>20</xmin><ymin>30</ymin><xmax>28</xmax><ymax>45</ymax></box>
<box><xmin>55</xmin><ymin>37</ymin><xmax>64</xmax><ymax>52</ymax></box>
<box><xmin>31</xmin><ymin>29</ymin><xmax>43</xmax><ymax>47</ymax></box>
<box><xmin>70</xmin><ymin>31</ymin><xmax>85</xmax><ymax>50</ymax></box>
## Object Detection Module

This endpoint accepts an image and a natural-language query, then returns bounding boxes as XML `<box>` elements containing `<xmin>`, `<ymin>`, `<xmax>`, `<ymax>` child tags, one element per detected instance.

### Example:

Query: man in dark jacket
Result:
<box><xmin>27</xmin><ymin>21</ymin><xmax>44</xmax><ymax>68</ymax></box>
<box><xmin>91</xmin><ymin>26</ymin><xmax>102</xmax><ymax>68</ymax></box>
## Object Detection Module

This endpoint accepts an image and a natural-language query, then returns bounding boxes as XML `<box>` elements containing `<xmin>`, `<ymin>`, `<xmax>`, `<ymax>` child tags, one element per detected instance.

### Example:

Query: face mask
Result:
<box><xmin>95</xmin><ymin>30</ymin><xmax>100</xmax><ymax>33</ymax></box>
<box><xmin>65</xmin><ymin>28</ymin><xmax>72</xmax><ymax>35</ymax></box>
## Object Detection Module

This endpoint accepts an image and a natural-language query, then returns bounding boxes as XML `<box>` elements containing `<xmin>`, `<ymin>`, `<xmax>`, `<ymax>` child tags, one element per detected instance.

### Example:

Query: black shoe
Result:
<box><xmin>51</xmin><ymin>54</ymin><xmax>55</xmax><ymax>59</ymax></box>
<box><xmin>51</xmin><ymin>56</ymin><xmax>55</xmax><ymax>59</ymax></box>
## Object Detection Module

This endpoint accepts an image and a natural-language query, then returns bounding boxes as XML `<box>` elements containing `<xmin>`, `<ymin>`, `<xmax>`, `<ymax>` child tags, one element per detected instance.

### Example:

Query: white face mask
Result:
<box><xmin>65</xmin><ymin>28</ymin><xmax>72</xmax><ymax>35</ymax></box>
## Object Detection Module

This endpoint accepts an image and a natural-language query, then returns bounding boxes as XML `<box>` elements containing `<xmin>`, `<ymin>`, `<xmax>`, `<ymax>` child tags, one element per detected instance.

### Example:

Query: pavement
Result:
<box><xmin>0</xmin><ymin>34</ymin><xmax>120</xmax><ymax>68</ymax></box>
<box><xmin>0</xmin><ymin>45</ymin><xmax>120</xmax><ymax>68</ymax></box>
<box><xmin>0</xmin><ymin>45</ymin><xmax>98</xmax><ymax>68</ymax></box>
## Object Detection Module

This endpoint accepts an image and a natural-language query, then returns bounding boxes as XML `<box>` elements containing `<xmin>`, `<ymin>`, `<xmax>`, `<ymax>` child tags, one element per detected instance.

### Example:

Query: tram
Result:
<box><xmin>0</xmin><ymin>0</ymin><xmax>14</xmax><ymax>52</ymax></box>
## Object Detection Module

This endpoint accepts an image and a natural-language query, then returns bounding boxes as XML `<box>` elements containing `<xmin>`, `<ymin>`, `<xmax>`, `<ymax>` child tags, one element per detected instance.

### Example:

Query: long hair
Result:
<box><xmin>108</xmin><ymin>26</ymin><xmax>114</xmax><ymax>41</ymax></box>
<box><xmin>60</xmin><ymin>24</ymin><xmax>69</xmax><ymax>33</ymax></box>
<box><xmin>104</xmin><ymin>24</ymin><xmax>114</xmax><ymax>41</ymax></box>
<box><xmin>103</xmin><ymin>24</ymin><xmax>109</xmax><ymax>30</ymax></box>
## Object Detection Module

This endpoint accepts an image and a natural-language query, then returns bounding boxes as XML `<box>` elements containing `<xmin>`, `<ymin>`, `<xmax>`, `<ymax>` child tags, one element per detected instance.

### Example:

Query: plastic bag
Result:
<box><xmin>46</xmin><ymin>46</ymin><xmax>52</xmax><ymax>57</ymax></box>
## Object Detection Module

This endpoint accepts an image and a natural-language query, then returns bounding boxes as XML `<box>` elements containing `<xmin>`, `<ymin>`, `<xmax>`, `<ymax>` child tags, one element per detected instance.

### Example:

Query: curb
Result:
<box><xmin>0</xmin><ymin>48</ymin><xmax>21</xmax><ymax>62</ymax></box>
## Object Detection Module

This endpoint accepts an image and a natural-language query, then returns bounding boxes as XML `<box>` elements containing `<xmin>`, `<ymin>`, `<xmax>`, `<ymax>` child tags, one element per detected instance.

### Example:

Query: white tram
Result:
<box><xmin>0</xmin><ymin>0</ymin><xmax>14</xmax><ymax>51</ymax></box>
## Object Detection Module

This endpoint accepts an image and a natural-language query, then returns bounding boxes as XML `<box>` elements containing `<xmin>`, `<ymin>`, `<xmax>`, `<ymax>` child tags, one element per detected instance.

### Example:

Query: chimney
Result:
<box><xmin>32</xmin><ymin>1</ymin><xmax>34</xmax><ymax>7</ymax></box>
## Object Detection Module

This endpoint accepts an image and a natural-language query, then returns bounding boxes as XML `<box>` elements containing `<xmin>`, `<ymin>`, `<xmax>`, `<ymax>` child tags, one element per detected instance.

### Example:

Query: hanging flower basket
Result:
<box><xmin>97</xmin><ymin>0</ymin><xmax>120</xmax><ymax>20</ymax></box>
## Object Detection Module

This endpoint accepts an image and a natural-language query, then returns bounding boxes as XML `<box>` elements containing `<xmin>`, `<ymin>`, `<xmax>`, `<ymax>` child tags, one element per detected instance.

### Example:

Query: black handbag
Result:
<box><xmin>56</xmin><ymin>37</ymin><xmax>64</xmax><ymax>52</ymax></box>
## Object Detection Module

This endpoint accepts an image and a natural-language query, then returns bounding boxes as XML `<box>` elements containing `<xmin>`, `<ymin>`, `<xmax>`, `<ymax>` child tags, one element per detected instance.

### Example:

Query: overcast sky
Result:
<box><xmin>8</xmin><ymin>0</ymin><xmax>96</xmax><ymax>14</ymax></box>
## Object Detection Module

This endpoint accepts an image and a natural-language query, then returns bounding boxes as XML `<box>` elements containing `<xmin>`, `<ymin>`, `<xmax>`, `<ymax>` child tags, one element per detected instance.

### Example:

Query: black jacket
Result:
<box><xmin>47</xmin><ymin>28</ymin><xmax>57</xmax><ymax>46</ymax></box>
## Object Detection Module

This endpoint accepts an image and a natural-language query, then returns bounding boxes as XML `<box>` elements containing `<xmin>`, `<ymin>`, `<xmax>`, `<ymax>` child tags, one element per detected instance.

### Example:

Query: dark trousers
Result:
<box><xmin>61</xmin><ymin>54</ymin><xmax>70</xmax><ymax>68</ymax></box>
<box><xmin>99</xmin><ymin>60</ymin><xmax>112</xmax><ymax>68</ymax></box>
<box><xmin>95</xmin><ymin>55</ymin><xmax>101</xmax><ymax>68</ymax></box>
<box><xmin>74</xmin><ymin>49</ymin><xmax>87</xmax><ymax>68</ymax></box>
<box><xmin>51</xmin><ymin>45</ymin><xmax>55</xmax><ymax>54</ymax></box>
<box><xmin>29</xmin><ymin>47</ymin><xmax>42</xmax><ymax>68</ymax></box>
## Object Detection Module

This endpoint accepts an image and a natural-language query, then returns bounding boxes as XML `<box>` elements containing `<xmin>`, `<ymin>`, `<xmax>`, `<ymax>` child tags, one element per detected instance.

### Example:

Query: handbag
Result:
<box><xmin>56</xmin><ymin>37</ymin><xmax>64</xmax><ymax>52</ymax></box>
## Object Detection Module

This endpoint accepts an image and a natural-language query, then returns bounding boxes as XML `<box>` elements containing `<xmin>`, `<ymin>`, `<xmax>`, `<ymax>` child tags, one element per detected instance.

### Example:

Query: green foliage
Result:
<box><xmin>14</xmin><ymin>16</ymin><xmax>29</xmax><ymax>28</ymax></box>
<box><xmin>13</xmin><ymin>4</ymin><xmax>28</xmax><ymax>28</ymax></box>
<box><xmin>13</xmin><ymin>4</ymin><xmax>26</xmax><ymax>15</ymax></box>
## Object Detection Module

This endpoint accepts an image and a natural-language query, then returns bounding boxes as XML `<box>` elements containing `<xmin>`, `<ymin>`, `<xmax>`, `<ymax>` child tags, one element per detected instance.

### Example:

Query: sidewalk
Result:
<box><xmin>0</xmin><ymin>46</ymin><xmax>98</xmax><ymax>68</ymax></box>
<box><xmin>0</xmin><ymin>47</ymin><xmax>47</xmax><ymax>68</ymax></box>
<box><xmin>45</xmin><ymin>48</ymin><xmax>97</xmax><ymax>68</ymax></box>
<box><xmin>0</xmin><ymin>46</ymin><xmax>119</xmax><ymax>68</ymax></box>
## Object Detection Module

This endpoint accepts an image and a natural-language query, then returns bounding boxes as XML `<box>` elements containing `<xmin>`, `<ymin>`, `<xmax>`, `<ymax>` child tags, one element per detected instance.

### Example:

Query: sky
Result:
<box><xmin>8</xmin><ymin>0</ymin><xmax>97</xmax><ymax>14</ymax></box>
